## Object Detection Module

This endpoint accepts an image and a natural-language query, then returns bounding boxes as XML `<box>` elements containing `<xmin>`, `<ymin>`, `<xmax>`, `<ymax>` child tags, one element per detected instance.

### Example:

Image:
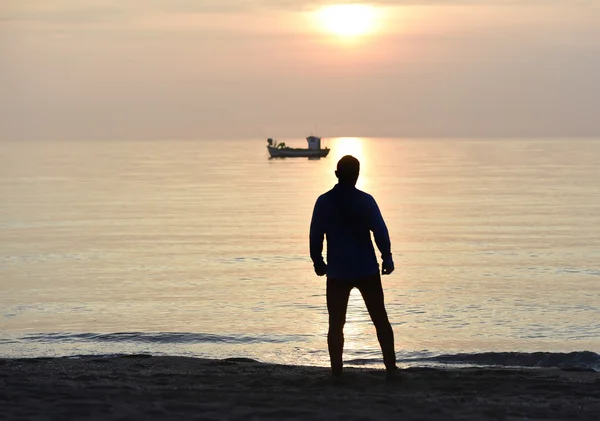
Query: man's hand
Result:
<box><xmin>381</xmin><ymin>260</ymin><xmax>394</xmax><ymax>275</ymax></box>
<box><xmin>314</xmin><ymin>261</ymin><xmax>327</xmax><ymax>277</ymax></box>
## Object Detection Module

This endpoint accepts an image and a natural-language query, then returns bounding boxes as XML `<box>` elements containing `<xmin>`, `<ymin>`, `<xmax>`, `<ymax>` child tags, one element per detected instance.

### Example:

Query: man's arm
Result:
<box><xmin>309</xmin><ymin>196</ymin><xmax>327</xmax><ymax>276</ymax></box>
<box><xmin>368</xmin><ymin>197</ymin><xmax>394</xmax><ymax>275</ymax></box>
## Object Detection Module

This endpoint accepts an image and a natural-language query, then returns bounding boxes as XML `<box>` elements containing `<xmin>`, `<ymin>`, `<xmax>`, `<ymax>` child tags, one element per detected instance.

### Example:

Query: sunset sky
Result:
<box><xmin>2</xmin><ymin>1</ymin><xmax>599</xmax><ymax>140</ymax></box>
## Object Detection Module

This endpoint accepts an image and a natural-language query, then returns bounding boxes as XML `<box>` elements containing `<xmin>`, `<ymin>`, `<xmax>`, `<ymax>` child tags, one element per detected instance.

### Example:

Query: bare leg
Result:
<box><xmin>357</xmin><ymin>274</ymin><xmax>397</xmax><ymax>371</ymax></box>
<box><xmin>326</xmin><ymin>277</ymin><xmax>352</xmax><ymax>376</ymax></box>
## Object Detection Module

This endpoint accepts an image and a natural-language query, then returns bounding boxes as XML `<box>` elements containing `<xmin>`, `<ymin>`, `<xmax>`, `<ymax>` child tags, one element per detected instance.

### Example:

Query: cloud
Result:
<box><xmin>2</xmin><ymin>1</ymin><xmax>599</xmax><ymax>140</ymax></box>
<box><xmin>1</xmin><ymin>0</ymin><xmax>595</xmax><ymax>37</ymax></box>
<box><xmin>150</xmin><ymin>0</ymin><xmax>599</xmax><ymax>13</ymax></box>
<box><xmin>4</xmin><ymin>0</ymin><xmax>597</xmax><ymax>24</ymax></box>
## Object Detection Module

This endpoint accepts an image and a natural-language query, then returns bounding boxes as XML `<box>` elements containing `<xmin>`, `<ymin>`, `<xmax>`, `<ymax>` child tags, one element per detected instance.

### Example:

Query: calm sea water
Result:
<box><xmin>1</xmin><ymin>138</ymin><xmax>599</xmax><ymax>370</ymax></box>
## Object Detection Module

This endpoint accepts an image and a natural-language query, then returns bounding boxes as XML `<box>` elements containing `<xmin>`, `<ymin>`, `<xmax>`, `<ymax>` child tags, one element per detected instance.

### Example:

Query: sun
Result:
<box><xmin>316</xmin><ymin>4</ymin><xmax>379</xmax><ymax>38</ymax></box>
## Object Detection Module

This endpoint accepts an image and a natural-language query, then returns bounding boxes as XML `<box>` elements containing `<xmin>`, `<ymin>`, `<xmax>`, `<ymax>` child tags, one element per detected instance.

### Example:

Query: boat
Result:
<box><xmin>267</xmin><ymin>136</ymin><xmax>330</xmax><ymax>158</ymax></box>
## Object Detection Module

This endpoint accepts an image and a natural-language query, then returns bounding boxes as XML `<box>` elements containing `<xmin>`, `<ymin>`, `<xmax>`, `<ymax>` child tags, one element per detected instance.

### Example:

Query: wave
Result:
<box><xmin>3</xmin><ymin>332</ymin><xmax>599</xmax><ymax>371</ymax></box>
<box><xmin>2</xmin><ymin>332</ymin><xmax>311</xmax><ymax>345</ymax></box>
<box><xmin>422</xmin><ymin>351</ymin><xmax>600</xmax><ymax>371</ymax></box>
<box><xmin>346</xmin><ymin>351</ymin><xmax>600</xmax><ymax>372</ymax></box>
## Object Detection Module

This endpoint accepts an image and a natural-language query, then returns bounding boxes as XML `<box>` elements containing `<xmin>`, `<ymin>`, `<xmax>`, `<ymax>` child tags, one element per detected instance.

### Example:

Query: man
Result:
<box><xmin>310</xmin><ymin>155</ymin><xmax>398</xmax><ymax>380</ymax></box>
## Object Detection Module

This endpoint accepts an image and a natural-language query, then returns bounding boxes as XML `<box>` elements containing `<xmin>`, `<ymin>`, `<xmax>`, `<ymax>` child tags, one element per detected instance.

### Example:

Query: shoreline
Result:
<box><xmin>1</xmin><ymin>355</ymin><xmax>599</xmax><ymax>420</ymax></box>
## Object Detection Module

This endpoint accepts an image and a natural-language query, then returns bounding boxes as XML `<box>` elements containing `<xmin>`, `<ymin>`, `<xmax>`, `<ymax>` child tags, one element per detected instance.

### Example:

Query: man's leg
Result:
<box><xmin>326</xmin><ymin>277</ymin><xmax>352</xmax><ymax>376</ymax></box>
<box><xmin>357</xmin><ymin>274</ymin><xmax>397</xmax><ymax>371</ymax></box>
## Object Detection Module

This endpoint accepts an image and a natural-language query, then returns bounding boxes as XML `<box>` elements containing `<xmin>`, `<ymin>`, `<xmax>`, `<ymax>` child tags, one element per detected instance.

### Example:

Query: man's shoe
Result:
<box><xmin>331</xmin><ymin>365</ymin><xmax>343</xmax><ymax>377</ymax></box>
<box><xmin>385</xmin><ymin>366</ymin><xmax>400</xmax><ymax>382</ymax></box>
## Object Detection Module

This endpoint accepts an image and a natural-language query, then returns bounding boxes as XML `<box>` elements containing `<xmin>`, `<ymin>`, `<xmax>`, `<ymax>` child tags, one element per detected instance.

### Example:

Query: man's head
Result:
<box><xmin>335</xmin><ymin>155</ymin><xmax>360</xmax><ymax>186</ymax></box>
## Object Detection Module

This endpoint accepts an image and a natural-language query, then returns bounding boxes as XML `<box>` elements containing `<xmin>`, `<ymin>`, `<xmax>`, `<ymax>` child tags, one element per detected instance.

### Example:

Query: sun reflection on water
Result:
<box><xmin>343</xmin><ymin>289</ymin><xmax>379</xmax><ymax>354</ymax></box>
<box><xmin>329</xmin><ymin>137</ymin><xmax>369</xmax><ymax>190</ymax></box>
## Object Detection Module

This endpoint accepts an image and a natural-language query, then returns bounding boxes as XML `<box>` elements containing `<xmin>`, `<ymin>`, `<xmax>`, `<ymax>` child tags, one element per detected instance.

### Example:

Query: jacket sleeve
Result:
<box><xmin>368</xmin><ymin>197</ymin><xmax>393</xmax><ymax>263</ymax></box>
<box><xmin>309</xmin><ymin>196</ymin><xmax>326</xmax><ymax>265</ymax></box>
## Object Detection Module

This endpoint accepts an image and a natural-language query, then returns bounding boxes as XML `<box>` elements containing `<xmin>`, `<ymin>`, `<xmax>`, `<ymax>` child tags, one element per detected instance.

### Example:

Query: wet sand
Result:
<box><xmin>0</xmin><ymin>355</ymin><xmax>598</xmax><ymax>420</ymax></box>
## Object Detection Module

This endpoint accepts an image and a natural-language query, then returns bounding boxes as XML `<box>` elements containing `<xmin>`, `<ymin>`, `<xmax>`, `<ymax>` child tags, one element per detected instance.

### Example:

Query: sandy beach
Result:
<box><xmin>0</xmin><ymin>356</ymin><xmax>598</xmax><ymax>420</ymax></box>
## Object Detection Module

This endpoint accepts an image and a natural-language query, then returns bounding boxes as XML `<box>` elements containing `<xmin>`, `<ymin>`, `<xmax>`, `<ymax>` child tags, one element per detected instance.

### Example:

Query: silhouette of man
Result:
<box><xmin>310</xmin><ymin>155</ymin><xmax>397</xmax><ymax>379</ymax></box>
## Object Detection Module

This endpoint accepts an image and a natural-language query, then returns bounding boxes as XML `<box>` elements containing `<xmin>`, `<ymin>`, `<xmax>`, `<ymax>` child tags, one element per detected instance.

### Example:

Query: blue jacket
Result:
<box><xmin>310</xmin><ymin>183</ymin><xmax>393</xmax><ymax>280</ymax></box>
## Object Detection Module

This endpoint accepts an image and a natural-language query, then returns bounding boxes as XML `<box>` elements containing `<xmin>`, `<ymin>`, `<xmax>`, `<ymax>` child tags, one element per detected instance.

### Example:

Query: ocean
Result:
<box><xmin>1</xmin><ymin>138</ymin><xmax>599</xmax><ymax>371</ymax></box>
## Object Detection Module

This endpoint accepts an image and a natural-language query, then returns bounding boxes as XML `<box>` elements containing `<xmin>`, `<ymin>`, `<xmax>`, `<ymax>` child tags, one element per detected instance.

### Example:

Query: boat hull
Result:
<box><xmin>267</xmin><ymin>146</ymin><xmax>330</xmax><ymax>158</ymax></box>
